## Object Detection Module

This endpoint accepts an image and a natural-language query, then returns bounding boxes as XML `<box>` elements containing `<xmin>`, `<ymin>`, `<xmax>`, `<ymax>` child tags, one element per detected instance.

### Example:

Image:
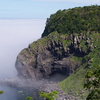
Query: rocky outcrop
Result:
<box><xmin>38</xmin><ymin>83</ymin><xmax>81</xmax><ymax>100</ymax></box>
<box><xmin>15</xmin><ymin>31</ymin><xmax>97</xmax><ymax>79</ymax></box>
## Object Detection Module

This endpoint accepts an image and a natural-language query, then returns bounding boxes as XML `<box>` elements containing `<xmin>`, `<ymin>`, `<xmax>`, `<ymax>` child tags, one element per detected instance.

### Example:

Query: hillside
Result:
<box><xmin>15</xmin><ymin>5</ymin><xmax>100</xmax><ymax>99</ymax></box>
<box><xmin>42</xmin><ymin>5</ymin><xmax>100</xmax><ymax>37</ymax></box>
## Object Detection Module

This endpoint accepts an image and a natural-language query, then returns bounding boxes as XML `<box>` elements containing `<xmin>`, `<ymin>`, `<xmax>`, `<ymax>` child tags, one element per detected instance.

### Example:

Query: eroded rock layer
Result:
<box><xmin>15</xmin><ymin>31</ymin><xmax>98</xmax><ymax>79</ymax></box>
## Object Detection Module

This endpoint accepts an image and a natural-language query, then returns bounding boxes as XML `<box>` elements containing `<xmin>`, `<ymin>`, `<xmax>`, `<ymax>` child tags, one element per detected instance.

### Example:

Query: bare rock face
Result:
<box><xmin>15</xmin><ymin>32</ymin><xmax>94</xmax><ymax>79</ymax></box>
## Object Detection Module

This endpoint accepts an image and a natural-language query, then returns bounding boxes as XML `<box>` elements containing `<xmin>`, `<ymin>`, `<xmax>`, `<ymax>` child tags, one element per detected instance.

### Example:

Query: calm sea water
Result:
<box><xmin>0</xmin><ymin>19</ymin><xmax>46</xmax><ymax>100</ymax></box>
<box><xmin>0</xmin><ymin>85</ymin><xmax>40</xmax><ymax>100</ymax></box>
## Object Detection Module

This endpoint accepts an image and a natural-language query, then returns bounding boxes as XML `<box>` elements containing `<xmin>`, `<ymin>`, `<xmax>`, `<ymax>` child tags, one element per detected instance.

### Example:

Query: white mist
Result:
<box><xmin>0</xmin><ymin>19</ymin><xmax>46</xmax><ymax>79</ymax></box>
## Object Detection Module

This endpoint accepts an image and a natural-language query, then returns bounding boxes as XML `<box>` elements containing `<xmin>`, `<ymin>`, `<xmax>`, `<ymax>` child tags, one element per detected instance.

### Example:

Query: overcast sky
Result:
<box><xmin>0</xmin><ymin>0</ymin><xmax>100</xmax><ymax>19</ymax></box>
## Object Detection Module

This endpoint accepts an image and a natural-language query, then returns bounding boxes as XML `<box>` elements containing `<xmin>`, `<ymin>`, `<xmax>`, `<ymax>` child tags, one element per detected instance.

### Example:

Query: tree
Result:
<box><xmin>39</xmin><ymin>91</ymin><xmax>58</xmax><ymax>100</ymax></box>
<box><xmin>84</xmin><ymin>66</ymin><xmax>100</xmax><ymax>100</ymax></box>
<box><xmin>26</xmin><ymin>96</ymin><xmax>33</xmax><ymax>100</ymax></box>
<box><xmin>0</xmin><ymin>91</ymin><xmax>4</xmax><ymax>94</ymax></box>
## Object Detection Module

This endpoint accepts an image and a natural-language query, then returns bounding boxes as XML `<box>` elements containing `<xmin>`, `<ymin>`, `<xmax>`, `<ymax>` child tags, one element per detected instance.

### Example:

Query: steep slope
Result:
<box><xmin>16</xmin><ymin>31</ymin><xmax>100</xmax><ymax>79</ymax></box>
<box><xmin>15</xmin><ymin>5</ymin><xmax>100</xmax><ymax>98</ymax></box>
<box><xmin>59</xmin><ymin>46</ymin><xmax>100</xmax><ymax>98</ymax></box>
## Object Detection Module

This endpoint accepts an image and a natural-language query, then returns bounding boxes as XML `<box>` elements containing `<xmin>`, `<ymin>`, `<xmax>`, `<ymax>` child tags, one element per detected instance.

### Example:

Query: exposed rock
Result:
<box><xmin>38</xmin><ymin>83</ymin><xmax>82</xmax><ymax>100</ymax></box>
<box><xmin>15</xmin><ymin>32</ymin><xmax>96</xmax><ymax>79</ymax></box>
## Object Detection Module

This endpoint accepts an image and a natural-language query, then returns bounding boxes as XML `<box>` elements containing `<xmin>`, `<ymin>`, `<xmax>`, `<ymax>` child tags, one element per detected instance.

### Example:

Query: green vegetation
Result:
<box><xmin>84</xmin><ymin>66</ymin><xmax>100</xmax><ymax>100</ymax></box>
<box><xmin>39</xmin><ymin>91</ymin><xmax>58</xmax><ymax>100</ymax></box>
<box><xmin>59</xmin><ymin>66</ymin><xmax>87</xmax><ymax>99</ymax></box>
<box><xmin>0</xmin><ymin>91</ymin><xmax>4</xmax><ymax>94</ymax></box>
<box><xmin>26</xmin><ymin>96</ymin><xmax>33</xmax><ymax>100</ymax></box>
<box><xmin>42</xmin><ymin>5</ymin><xmax>100</xmax><ymax>37</ymax></box>
<box><xmin>60</xmin><ymin>47</ymin><xmax>100</xmax><ymax>98</ymax></box>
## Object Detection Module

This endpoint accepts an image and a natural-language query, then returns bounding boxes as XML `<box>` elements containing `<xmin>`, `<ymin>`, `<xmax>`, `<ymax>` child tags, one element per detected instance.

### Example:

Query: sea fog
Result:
<box><xmin>0</xmin><ymin>19</ymin><xmax>46</xmax><ymax>100</ymax></box>
<box><xmin>0</xmin><ymin>19</ymin><xmax>46</xmax><ymax>80</ymax></box>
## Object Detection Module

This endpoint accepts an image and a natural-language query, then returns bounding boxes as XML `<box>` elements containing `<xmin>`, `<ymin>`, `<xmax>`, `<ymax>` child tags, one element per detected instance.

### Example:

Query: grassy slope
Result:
<box><xmin>59</xmin><ymin>65</ymin><xmax>87</xmax><ymax>97</ymax></box>
<box><xmin>59</xmin><ymin>46</ymin><xmax>100</xmax><ymax>98</ymax></box>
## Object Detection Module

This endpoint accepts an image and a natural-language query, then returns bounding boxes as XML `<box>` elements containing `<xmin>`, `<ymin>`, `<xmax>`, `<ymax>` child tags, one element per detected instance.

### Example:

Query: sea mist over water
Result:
<box><xmin>0</xmin><ymin>19</ymin><xmax>46</xmax><ymax>80</ymax></box>
<box><xmin>0</xmin><ymin>19</ymin><xmax>46</xmax><ymax>100</ymax></box>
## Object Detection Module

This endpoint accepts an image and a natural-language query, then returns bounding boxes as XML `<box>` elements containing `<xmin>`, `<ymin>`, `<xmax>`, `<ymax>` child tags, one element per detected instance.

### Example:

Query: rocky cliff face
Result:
<box><xmin>15</xmin><ymin>31</ymin><xmax>98</xmax><ymax>79</ymax></box>
<box><xmin>15</xmin><ymin>5</ymin><xmax>100</xmax><ymax>80</ymax></box>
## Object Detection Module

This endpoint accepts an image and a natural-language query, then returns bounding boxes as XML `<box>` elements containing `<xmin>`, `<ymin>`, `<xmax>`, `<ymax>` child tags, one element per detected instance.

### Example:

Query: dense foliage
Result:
<box><xmin>26</xmin><ymin>96</ymin><xmax>33</xmax><ymax>100</ymax></box>
<box><xmin>42</xmin><ymin>5</ymin><xmax>100</xmax><ymax>37</ymax></box>
<box><xmin>84</xmin><ymin>66</ymin><xmax>100</xmax><ymax>100</ymax></box>
<box><xmin>0</xmin><ymin>91</ymin><xmax>4</xmax><ymax>94</ymax></box>
<box><xmin>39</xmin><ymin>91</ymin><xmax>58</xmax><ymax>100</ymax></box>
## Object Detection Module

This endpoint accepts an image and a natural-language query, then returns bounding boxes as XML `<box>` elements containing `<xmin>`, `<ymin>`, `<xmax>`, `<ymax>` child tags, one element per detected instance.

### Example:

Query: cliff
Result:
<box><xmin>14</xmin><ymin>5</ymin><xmax>100</xmax><ymax>98</ymax></box>
<box><xmin>15</xmin><ymin>5</ymin><xmax>100</xmax><ymax>79</ymax></box>
<box><xmin>15</xmin><ymin>5</ymin><xmax>100</xmax><ymax>80</ymax></box>
<box><xmin>11</xmin><ymin>6</ymin><xmax>100</xmax><ymax>99</ymax></box>
<box><xmin>15</xmin><ymin>30</ymin><xmax>100</xmax><ymax>79</ymax></box>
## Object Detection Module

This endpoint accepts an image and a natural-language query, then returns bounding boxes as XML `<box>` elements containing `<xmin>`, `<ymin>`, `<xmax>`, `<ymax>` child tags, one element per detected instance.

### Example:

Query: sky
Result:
<box><xmin>0</xmin><ymin>0</ymin><xmax>100</xmax><ymax>19</ymax></box>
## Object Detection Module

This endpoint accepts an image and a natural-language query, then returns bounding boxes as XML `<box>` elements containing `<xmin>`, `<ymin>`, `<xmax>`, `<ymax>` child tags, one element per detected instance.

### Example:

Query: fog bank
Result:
<box><xmin>0</xmin><ymin>19</ymin><xmax>46</xmax><ymax>79</ymax></box>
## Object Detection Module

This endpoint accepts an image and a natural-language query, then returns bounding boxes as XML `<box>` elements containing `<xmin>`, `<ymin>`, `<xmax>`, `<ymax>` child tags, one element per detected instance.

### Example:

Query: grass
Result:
<box><xmin>59</xmin><ymin>66</ymin><xmax>86</xmax><ymax>92</ymax></box>
<box><xmin>59</xmin><ymin>64</ymin><xmax>89</xmax><ymax>99</ymax></box>
<box><xmin>59</xmin><ymin>45</ymin><xmax>100</xmax><ymax>99</ymax></box>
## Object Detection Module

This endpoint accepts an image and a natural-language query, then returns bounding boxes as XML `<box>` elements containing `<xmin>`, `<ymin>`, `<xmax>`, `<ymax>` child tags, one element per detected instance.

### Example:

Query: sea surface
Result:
<box><xmin>0</xmin><ymin>85</ymin><xmax>40</xmax><ymax>100</ymax></box>
<box><xmin>0</xmin><ymin>19</ymin><xmax>46</xmax><ymax>100</ymax></box>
